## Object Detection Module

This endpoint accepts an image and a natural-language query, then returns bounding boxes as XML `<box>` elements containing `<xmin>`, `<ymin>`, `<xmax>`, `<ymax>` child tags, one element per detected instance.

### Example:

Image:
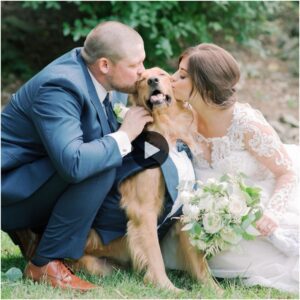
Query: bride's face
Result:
<box><xmin>171</xmin><ymin>56</ymin><xmax>193</xmax><ymax>102</ymax></box>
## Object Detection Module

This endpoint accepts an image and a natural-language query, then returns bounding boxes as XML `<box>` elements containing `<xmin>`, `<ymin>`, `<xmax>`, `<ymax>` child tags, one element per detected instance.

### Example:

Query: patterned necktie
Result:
<box><xmin>103</xmin><ymin>93</ymin><xmax>119</xmax><ymax>132</ymax></box>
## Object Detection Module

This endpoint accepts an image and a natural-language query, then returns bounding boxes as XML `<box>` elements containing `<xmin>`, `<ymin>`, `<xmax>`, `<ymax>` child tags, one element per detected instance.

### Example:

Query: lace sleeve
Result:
<box><xmin>241</xmin><ymin>108</ymin><xmax>298</xmax><ymax>221</ymax></box>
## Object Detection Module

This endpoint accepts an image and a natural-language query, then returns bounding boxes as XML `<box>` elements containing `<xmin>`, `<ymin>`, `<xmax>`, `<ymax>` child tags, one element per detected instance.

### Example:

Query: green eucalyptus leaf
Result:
<box><xmin>241</xmin><ymin>213</ymin><xmax>256</xmax><ymax>229</ymax></box>
<box><xmin>232</xmin><ymin>224</ymin><xmax>244</xmax><ymax>235</ymax></box>
<box><xmin>253</xmin><ymin>209</ymin><xmax>263</xmax><ymax>222</ymax></box>
<box><xmin>192</xmin><ymin>222</ymin><xmax>202</xmax><ymax>235</ymax></box>
<box><xmin>242</xmin><ymin>231</ymin><xmax>256</xmax><ymax>241</ymax></box>
<box><xmin>220</xmin><ymin>174</ymin><xmax>230</xmax><ymax>182</ymax></box>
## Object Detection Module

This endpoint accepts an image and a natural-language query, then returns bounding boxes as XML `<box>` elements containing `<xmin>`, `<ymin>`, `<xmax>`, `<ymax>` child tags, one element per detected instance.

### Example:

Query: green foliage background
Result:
<box><xmin>1</xmin><ymin>1</ymin><xmax>298</xmax><ymax>80</ymax></box>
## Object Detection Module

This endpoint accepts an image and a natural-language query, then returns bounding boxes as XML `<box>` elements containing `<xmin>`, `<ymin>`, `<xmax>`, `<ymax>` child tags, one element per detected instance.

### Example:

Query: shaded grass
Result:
<box><xmin>1</xmin><ymin>232</ymin><xmax>298</xmax><ymax>299</ymax></box>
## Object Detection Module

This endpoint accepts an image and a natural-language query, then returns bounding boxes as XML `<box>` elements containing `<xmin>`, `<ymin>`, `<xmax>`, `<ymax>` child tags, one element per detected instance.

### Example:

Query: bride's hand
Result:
<box><xmin>255</xmin><ymin>214</ymin><xmax>279</xmax><ymax>236</ymax></box>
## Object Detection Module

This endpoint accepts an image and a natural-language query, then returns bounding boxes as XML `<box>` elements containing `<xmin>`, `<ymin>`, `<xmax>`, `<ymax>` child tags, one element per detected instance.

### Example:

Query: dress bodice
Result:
<box><xmin>192</xmin><ymin>102</ymin><xmax>298</xmax><ymax>221</ymax></box>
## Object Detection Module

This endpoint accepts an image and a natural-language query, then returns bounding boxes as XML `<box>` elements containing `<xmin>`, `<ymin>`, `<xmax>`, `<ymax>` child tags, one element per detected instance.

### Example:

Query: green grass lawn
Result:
<box><xmin>1</xmin><ymin>232</ymin><xmax>298</xmax><ymax>299</ymax></box>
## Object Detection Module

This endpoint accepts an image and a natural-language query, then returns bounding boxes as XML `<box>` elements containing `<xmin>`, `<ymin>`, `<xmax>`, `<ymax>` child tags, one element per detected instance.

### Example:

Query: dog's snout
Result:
<box><xmin>147</xmin><ymin>77</ymin><xmax>159</xmax><ymax>87</ymax></box>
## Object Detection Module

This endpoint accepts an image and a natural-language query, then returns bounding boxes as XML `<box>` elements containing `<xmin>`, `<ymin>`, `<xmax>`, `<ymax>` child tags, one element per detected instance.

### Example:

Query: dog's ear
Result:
<box><xmin>128</xmin><ymin>93</ymin><xmax>138</xmax><ymax>107</ymax></box>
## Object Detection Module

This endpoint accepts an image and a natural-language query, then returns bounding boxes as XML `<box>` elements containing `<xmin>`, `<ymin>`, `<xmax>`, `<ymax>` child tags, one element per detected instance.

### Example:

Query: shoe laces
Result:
<box><xmin>55</xmin><ymin>260</ymin><xmax>75</xmax><ymax>280</ymax></box>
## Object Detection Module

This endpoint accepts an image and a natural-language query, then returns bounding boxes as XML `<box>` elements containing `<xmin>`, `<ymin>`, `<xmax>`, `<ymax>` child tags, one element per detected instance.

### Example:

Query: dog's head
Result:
<box><xmin>129</xmin><ymin>67</ymin><xmax>197</xmax><ymax>150</ymax></box>
<box><xmin>131</xmin><ymin>67</ymin><xmax>174</xmax><ymax>111</ymax></box>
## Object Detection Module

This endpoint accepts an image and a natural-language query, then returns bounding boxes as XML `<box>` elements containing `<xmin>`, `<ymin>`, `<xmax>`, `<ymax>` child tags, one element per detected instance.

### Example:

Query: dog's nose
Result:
<box><xmin>147</xmin><ymin>77</ymin><xmax>159</xmax><ymax>87</ymax></box>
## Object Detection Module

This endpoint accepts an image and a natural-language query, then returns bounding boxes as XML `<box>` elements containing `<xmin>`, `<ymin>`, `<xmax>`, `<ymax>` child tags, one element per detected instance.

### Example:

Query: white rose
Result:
<box><xmin>220</xmin><ymin>227</ymin><xmax>242</xmax><ymax>244</ymax></box>
<box><xmin>113</xmin><ymin>103</ymin><xmax>129</xmax><ymax>122</ymax></box>
<box><xmin>197</xmin><ymin>193</ymin><xmax>214</xmax><ymax>211</ymax></box>
<box><xmin>230</xmin><ymin>183</ymin><xmax>249</xmax><ymax>203</ymax></box>
<box><xmin>206</xmin><ymin>178</ymin><xmax>217</xmax><ymax>184</ymax></box>
<box><xmin>119</xmin><ymin>106</ymin><xmax>129</xmax><ymax>118</ymax></box>
<box><xmin>214</xmin><ymin>196</ymin><xmax>229</xmax><ymax>211</ymax></box>
<box><xmin>194</xmin><ymin>188</ymin><xmax>204</xmax><ymax>198</ymax></box>
<box><xmin>179</xmin><ymin>191</ymin><xmax>194</xmax><ymax>205</ymax></box>
<box><xmin>228</xmin><ymin>196</ymin><xmax>250</xmax><ymax>218</ymax></box>
<box><xmin>203</xmin><ymin>213</ymin><xmax>223</xmax><ymax>234</ymax></box>
<box><xmin>182</xmin><ymin>203</ymin><xmax>200</xmax><ymax>221</ymax></box>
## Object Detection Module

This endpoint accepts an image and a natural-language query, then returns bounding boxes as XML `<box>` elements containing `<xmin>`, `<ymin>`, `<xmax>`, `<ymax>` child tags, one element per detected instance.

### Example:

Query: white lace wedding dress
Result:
<box><xmin>162</xmin><ymin>102</ymin><xmax>299</xmax><ymax>294</ymax></box>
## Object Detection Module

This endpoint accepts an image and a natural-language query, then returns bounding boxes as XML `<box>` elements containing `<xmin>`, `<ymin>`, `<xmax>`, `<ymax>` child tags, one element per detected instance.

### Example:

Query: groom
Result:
<box><xmin>1</xmin><ymin>21</ymin><xmax>153</xmax><ymax>291</ymax></box>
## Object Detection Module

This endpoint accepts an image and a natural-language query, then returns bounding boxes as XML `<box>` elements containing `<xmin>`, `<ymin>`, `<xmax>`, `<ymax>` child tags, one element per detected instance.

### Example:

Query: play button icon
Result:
<box><xmin>144</xmin><ymin>141</ymin><xmax>160</xmax><ymax>159</ymax></box>
<box><xmin>131</xmin><ymin>131</ymin><xmax>169</xmax><ymax>168</ymax></box>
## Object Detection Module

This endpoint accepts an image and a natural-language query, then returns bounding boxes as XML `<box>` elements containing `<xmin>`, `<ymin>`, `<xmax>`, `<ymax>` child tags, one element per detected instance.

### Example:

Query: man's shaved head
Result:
<box><xmin>81</xmin><ymin>21</ymin><xmax>144</xmax><ymax>65</ymax></box>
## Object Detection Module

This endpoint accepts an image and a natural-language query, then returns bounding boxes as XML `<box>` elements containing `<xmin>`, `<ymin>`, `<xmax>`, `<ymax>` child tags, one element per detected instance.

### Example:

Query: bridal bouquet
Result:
<box><xmin>178</xmin><ymin>174</ymin><xmax>262</xmax><ymax>258</ymax></box>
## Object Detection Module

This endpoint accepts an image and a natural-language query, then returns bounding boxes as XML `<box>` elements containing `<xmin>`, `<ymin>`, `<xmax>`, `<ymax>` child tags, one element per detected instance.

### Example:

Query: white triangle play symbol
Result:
<box><xmin>144</xmin><ymin>141</ymin><xmax>160</xmax><ymax>159</ymax></box>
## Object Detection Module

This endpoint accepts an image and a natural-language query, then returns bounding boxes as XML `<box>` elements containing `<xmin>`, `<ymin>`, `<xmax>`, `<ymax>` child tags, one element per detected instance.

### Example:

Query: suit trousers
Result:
<box><xmin>2</xmin><ymin>169</ymin><xmax>116</xmax><ymax>260</ymax></box>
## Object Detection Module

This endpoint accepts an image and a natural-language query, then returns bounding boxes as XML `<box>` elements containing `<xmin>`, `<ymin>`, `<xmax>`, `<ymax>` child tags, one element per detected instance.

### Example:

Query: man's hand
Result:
<box><xmin>255</xmin><ymin>213</ymin><xmax>279</xmax><ymax>236</ymax></box>
<box><xmin>118</xmin><ymin>106</ymin><xmax>153</xmax><ymax>142</ymax></box>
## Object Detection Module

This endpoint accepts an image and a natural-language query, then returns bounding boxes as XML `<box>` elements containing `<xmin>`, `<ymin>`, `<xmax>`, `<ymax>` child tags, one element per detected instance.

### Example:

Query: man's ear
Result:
<box><xmin>98</xmin><ymin>58</ymin><xmax>110</xmax><ymax>74</ymax></box>
<box><xmin>128</xmin><ymin>93</ymin><xmax>138</xmax><ymax>106</ymax></box>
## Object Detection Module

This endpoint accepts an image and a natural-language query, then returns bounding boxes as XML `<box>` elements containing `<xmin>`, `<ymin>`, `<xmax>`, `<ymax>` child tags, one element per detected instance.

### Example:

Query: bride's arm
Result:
<box><xmin>243</xmin><ymin>118</ymin><xmax>298</xmax><ymax>224</ymax></box>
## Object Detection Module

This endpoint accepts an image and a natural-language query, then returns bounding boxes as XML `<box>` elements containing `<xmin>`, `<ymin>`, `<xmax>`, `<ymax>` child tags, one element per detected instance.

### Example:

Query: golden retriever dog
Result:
<box><xmin>69</xmin><ymin>67</ymin><xmax>220</xmax><ymax>292</ymax></box>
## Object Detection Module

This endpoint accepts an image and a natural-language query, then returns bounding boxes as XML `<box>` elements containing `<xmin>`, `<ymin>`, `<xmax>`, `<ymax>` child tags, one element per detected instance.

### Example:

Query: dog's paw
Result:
<box><xmin>170</xmin><ymin>286</ymin><xmax>184</xmax><ymax>294</ymax></box>
<box><xmin>68</xmin><ymin>255</ymin><xmax>115</xmax><ymax>276</ymax></box>
<box><xmin>215</xmin><ymin>285</ymin><xmax>224</xmax><ymax>297</ymax></box>
<box><xmin>143</xmin><ymin>271</ymin><xmax>182</xmax><ymax>293</ymax></box>
<box><xmin>94</xmin><ymin>257</ymin><xmax>115</xmax><ymax>276</ymax></box>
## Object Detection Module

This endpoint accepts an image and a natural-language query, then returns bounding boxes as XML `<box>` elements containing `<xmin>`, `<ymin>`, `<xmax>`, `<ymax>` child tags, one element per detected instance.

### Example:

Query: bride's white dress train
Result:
<box><xmin>162</xmin><ymin>103</ymin><xmax>299</xmax><ymax>294</ymax></box>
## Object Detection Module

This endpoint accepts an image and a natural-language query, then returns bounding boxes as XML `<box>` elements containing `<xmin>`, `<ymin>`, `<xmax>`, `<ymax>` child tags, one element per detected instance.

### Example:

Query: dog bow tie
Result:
<box><xmin>176</xmin><ymin>139</ymin><xmax>192</xmax><ymax>160</ymax></box>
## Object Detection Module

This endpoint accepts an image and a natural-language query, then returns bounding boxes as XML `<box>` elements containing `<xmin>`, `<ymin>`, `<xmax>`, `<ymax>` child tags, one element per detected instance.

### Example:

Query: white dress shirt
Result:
<box><xmin>87</xmin><ymin>69</ymin><xmax>132</xmax><ymax>157</ymax></box>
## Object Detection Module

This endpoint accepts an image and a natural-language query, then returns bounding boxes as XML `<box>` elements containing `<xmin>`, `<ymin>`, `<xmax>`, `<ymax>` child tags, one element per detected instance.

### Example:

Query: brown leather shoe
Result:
<box><xmin>24</xmin><ymin>260</ymin><xmax>97</xmax><ymax>291</ymax></box>
<box><xmin>7</xmin><ymin>229</ymin><xmax>41</xmax><ymax>260</ymax></box>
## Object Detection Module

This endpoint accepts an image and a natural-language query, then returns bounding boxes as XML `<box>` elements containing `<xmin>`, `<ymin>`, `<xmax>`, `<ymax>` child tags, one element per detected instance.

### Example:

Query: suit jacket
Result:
<box><xmin>1</xmin><ymin>47</ymin><xmax>127</xmax><ymax>205</ymax></box>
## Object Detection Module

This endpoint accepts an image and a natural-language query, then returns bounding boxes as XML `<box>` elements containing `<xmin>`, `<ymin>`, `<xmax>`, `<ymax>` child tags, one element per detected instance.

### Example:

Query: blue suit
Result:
<box><xmin>1</xmin><ymin>48</ymin><xmax>128</xmax><ymax>260</ymax></box>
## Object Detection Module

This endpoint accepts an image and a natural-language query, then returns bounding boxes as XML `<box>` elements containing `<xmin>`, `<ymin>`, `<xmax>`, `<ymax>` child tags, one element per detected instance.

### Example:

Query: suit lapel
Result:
<box><xmin>77</xmin><ymin>51</ymin><xmax>111</xmax><ymax>135</ymax></box>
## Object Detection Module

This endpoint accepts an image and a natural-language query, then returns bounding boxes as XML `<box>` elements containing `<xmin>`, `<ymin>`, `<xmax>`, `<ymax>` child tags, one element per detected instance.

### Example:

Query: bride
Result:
<box><xmin>162</xmin><ymin>43</ymin><xmax>299</xmax><ymax>294</ymax></box>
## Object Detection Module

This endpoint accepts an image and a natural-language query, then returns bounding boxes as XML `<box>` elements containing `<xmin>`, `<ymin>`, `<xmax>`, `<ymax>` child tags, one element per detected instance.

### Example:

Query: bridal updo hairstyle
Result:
<box><xmin>179</xmin><ymin>43</ymin><xmax>240</xmax><ymax>109</ymax></box>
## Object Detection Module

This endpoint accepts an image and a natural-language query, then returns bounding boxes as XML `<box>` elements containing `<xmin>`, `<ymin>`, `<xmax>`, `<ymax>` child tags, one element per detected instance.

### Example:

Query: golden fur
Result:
<box><xmin>70</xmin><ymin>68</ymin><xmax>220</xmax><ymax>292</ymax></box>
